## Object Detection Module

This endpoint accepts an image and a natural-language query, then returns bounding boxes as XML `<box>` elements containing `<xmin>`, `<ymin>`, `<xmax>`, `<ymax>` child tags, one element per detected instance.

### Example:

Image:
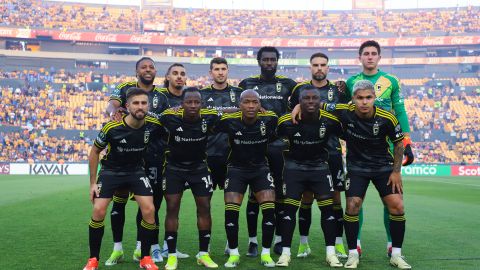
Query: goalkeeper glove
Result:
<box><xmin>402</xmin><ymin>136</ymin><xmax>414</xmax><ymax>166</ymax></box>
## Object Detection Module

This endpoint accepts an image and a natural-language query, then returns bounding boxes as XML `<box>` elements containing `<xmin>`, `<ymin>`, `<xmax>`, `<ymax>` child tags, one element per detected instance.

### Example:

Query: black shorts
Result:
<box><xmin>345</xmin><ymin>170</ymin><xmax>398</xmax><ymax>198</ymax></box>
<box><xmin>162</xmin><ymin>166</ymin><xmax>213</xmax><ymax>197</ymax></box>
<box><xmin>267</xmin><ymin>141</ymin><xmax>287</xmax><ymax>198</ymax></box>
<box><xmin>145</xmin><ymin>157</ymin><xmax>164</xmax><ymax>196</ymax></box>
<box><xmin>283</xmin><ymin>168</ymin><xmax>333</xmax><ymax>200</ymax></box>
<box><xmin>97</xmin><ymin>169</ymin><xmax>153</xmax><ymax>198</ymax></box>
<box><xmin>225</xmin><ymin>166</ymin><xmax>275</xmax><ymax>194</ymax></box>
<box><xmin>328</xmin><ymin>154</ymin><xmax>345</xmax><ymax>192</ymax></box>
<box><xmin>207</xmin><ymin>155</ymin><xmax>227</xmax><ymax>190</ymax></box>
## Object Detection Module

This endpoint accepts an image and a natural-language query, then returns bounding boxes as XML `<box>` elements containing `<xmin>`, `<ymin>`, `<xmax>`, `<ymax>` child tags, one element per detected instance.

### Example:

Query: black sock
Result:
<box><xmin>282</xmin><ymin>199</ymin><xmax>300</xmax><ymax>248</ymax></box>
<box><xmin>343</xmin><ymin>213</ymin><xmax>359</xmax><ymax>250</ymax></box>
<box><xmin>89</xmin><ymin>218</ymin><xmax>105</xmax><ymax>260</ymax></box>
<box><xmin>333</xmin><ymin>204</ymin><xmax>344</xmax><ymax>238</ymax></box>
<box><xmin>140</xmin><ymin>219</ymin><xmax>156</xmax><ymax>258</ymax></box>
<box><xmin>111</xmin><ymin>196</ymin><xmax>127</xmax><ymax>243</ymax></box>
<box><xmin>152</xmin><ymin>192</ymin><xmax>162</xmax><ymax>246</ymax></box>
<box><xmin>246</xmin><ymin>194</ymin><xmax>259</xmax><ymax>239</ymax></box>
<box><xmin>260</xmin><ymin>201</ymin><xmax>276</xmax><ymax>248</ymax></box>
<box><xmin>298</xmin><ymin>202</ymin><xmax>312</xmax><ymax>236</ymax></box>
<box><xmin>274</xmin><ymin>200</ymin><xmax>284</xmax><ymax>239</ymax></box>
<box><xmin>165</xmin><ymin>231</ymin><xmax>178</xmax><ymax>254</ymax></box>
<box><xmin>318</xmin><ymin>199</ymin><xmax>336</xmax><ymax>246</ymax></box>
<box><xmin>199</xmin><ymin>230</ymin><xmax>211</xmax><ymax>252</ymax></box>
<box><xmin>225</xmin><ymin>203</ymin><xmax>240</xmax><ymax>249</ymax></box>
<box><xmin>389</xmin><ymin>213</ymin><xmax>406</xmax><ymax>248</ymax></box>
<box><xmin>136</xmin><ymin>208</ymin><xmax>142</xmax><ymax>243</ymax></box>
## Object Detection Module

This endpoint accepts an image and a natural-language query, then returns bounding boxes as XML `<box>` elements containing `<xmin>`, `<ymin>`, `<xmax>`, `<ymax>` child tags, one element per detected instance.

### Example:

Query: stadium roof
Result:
<box><xmin>48</xmin><ymin>0</ymin><xmax>480</xmax><ymax>10</ymax></box>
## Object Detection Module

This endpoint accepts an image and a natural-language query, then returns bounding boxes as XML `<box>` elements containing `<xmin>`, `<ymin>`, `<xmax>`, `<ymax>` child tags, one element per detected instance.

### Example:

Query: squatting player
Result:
<box><xmin>215</xmin><ymin>90</ymin><xmax>278</xmax><ymax>268</ymax></box>
<box><xmin>276</xmin><ymin>86</ymin><xmax>343</xmax><ymax>268</ymax></box>
<box><xmin>331</xmin><ymin>80</ymin><xmax>411</xmax><ymax>269</ymax></box>
<box><xmin>239</xmin><ymin>47</ymin><xmax>297</xmax><ymax>256</ymax></box>
<box><xmin>159</xmin><ymin>88</ymin><xmax>219</xmax><ymax>270</ymax></box>
<box><xmin>83</xmin><ymin>88</ymin><xmax>162</xmax><ymax>270</ymax></box>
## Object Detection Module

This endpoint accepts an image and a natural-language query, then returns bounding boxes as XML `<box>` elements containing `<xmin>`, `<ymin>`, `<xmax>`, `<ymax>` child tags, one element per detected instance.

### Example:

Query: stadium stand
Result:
<box><xmin>1</xmin><ymin>1</ymin><xmax>479</xmax><ymax>37</ymax></box>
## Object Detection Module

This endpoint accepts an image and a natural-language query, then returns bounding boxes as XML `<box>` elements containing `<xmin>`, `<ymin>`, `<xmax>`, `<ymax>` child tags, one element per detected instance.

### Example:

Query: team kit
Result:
<box><xmin>83</xmin><ymin>40</ymin><xmax>415</xmax><ymax>270</ymax></box>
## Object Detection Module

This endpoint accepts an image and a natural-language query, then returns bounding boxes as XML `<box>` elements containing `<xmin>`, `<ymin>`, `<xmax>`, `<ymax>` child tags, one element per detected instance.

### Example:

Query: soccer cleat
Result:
<box><xmin>196</xmin><ymin>253</ymin><xmax>219</xmax><ymax>268</ymax></box>
<box><xmin>260</xmin><ymin>254</ymin><xmax>276</xmax><ymax>267</ymax></box>
<box><xmin>152</xmin><ymin>248</ymin><xmax>163</xmax><ymax>263</ymax></box>
<box><xmin>161</xmin><ymin>249</ymin><xmax>190</xmax><ymax>259</ymax></box>
<box><xmin>246</xmin><ymin>242</ymin><xmax>258</xmax><ymax>257</ymax></box>
<box><xmin>326</xmin><ymin>254</ymin><xmax>343</xmax><ymax>268</ymax></box>
<box><xmin>387</xmin><ymin>246</ymin><xmax>393</xmax><ymax>258</ymax></box>
<box><xmin>224</xmin><ymin>255</ymin><xmax>240</xmax><ymax>268</ymax></box>
<box><xmin>273</xmin><ymin>242</ymin><xmax>283</xmax><ymax>255</ymax></box>
<box><xmin>335</xmin><ymin>243</ymin><xmax>348</xmax><ymax>258</ymax></box>
<box><xmin>105</xmin><ymin>250</ymin><xmax>124</xmax><ymax>266</ymax></box>
<box><xmin>140</xmin><ymin>256</ymin><xmax>159</xmax><ymax>270</ymax></box>
<box><xmin>344</xmin><ymin>253</ymin><xmax>360</xmax><ymax>269</ymax></box>
<box><xmin>390</xmin><ymin>255</ymin><xmax>412</xmax><ymax>269</ymax></box>
<box><xmin>164</xmin><ymin>255</ymin><xmax>178</xmax><ymax>270</ymax></box>
<box><xmin>133</xmin><ymin>248</ymin><xmax>142</xmax><ymax>262</ymax></box>
<box><xmin>297</xmin><ymin>243</ymin><xmax>312</xmax><ymax>258</ymax></box>
<box><xmin>83</xmin><ymin>258</ymin><xmax>99</xmax><ymax>270</ymax></box>
<box><xmin>276</xmin><ymin>254</ymin><xmax>291</xmax><ymax>267</ymax></box>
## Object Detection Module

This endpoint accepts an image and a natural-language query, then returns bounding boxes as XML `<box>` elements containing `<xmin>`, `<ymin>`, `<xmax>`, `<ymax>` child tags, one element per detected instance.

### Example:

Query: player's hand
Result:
<box><xmin>387</xmin><ymin>171</ymin><xmax>403</xmax><ymax>194</ymax></box>
<box><xmin>402</xmin><ymin>136</ymin><xmax>414</xmax><ymax>166</ymax></box>
<box><xmin>89</xmin><ymin>183</ymin><xmax>100</xmax><ymax>203</ymax></box>
<box><xmin>110</xmin><ymin>107</ymin><xmax>126</xmax><ymax>122</ymax></box>
<box><xmin>171</xmin><ymin>106</ymin><xmax>182</xmax><ymax>113</ymax></box>
<box><xmin>291</xmin><ymin>104</ymin><xmax>302</xmax><ymax>124</ymax></box>
<box><xmin>259</xmin><ymin>106</ymin><xmax>267</xmax><ymax>113</ymax></box>
<box><xmin>335</xmin><ymin>81</ymin><xmax>347</xmax><ymax>94</ymax></box>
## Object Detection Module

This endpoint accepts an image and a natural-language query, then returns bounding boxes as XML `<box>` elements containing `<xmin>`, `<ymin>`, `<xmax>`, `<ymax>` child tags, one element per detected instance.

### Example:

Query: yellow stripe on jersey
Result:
<box><xmin>100</xmin><ymin>122</ymin><xmax>123</xmax><ymax>134</ymax></box>
<box><xmin>292</xmin><ymin>81</ymin><xmax>310</xmax><ymax>93</ymax></box>
<box><xmin>258</xmin><ymin>110</ymin><xmax>277</xmax><ymax>117</ymax></box>
<box><xmin>200</xmin><ymin>109</ymin><xmax>218</xmax><ymax>115</ymax></box>
<box><xmin>320</xmin><ymin>110</ymin><xmax>340</xmax><ymax>122</ymax></box>
<box><xmin>276</xmin><ymin>75</ymin><xmax>287</xmax><ymax>79</ymax></box>
<box><xmin>376</xmin><ymin>108</ymin><xmax>399</xmax><ymax>125</ymax></box>
<box><xmin>221</xmin><ymin>111</ymin><xmax>242</xmax><ymax>120</ymax></box>
<box><xmin>200</xmin><ymin>85</ymin><xmax>212</xmax><ymax>90</ymax></box>
<box><xmin>278</xmin><ymin>114</ymin><xmax>292</xmax><ymax>125</ymax></box>
<box><xmin>250</xmin><ymin>75</ymin><xmax>261</xmax><ymax>78</ymax></box>
<box><xmin>145</xmin><ymin>116</ymin><xmax>161</xmax><ymax>125</ymax></box>
<box><xmin>162</xmin><ymin>108</ymin><xmax>183</xmax><ymax>116</ymax></box>
<box><xmin>116</xmin><ymin>81</ymin><xmax>136</xmax><ymax>89</ymax></box>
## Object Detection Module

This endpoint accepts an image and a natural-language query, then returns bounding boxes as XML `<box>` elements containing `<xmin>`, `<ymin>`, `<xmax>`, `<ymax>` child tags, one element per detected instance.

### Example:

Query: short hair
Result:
<box><xmin>126</xmin><ymin>87</ymin><xmax>148</xmax><ymax>101</ymax></box>
<box><xmin>240</xmin><ymin>89</ymin><xmax>260</xmax><ymax>102</ymax></box>
<box><xmin>359</xmin><ymin>40</ymin><xmax>381</xmax><ymax>56</ymax></box>
<box><xmin>299</xmin><ymin>85</ymin><xmax>320</xmax><ymax>99</ymax></box>
<box><xmin>352</xmin><ymin>80</ymin><xmax>375</xmax><ymax>95</ymax></box>
<box><xmin>310</xmin><ymin>52</ymin><xmax>329</xmax><ymax>63</ymax></box>
<box><xmin>164</xmin><ymin>63</ymin><xmax>185</xmax><ymax>88</ymax></box>
<box><xmin>257</xmin><ymin>47</ymin><xmax>280</xmax><ymax>61</ymax></box>
<box><xmin>182</xmin><ymin>87</ymin><xmax>201</xmax><ymax>100</ymax></box>
<box><xmin>210</xmin><ymin>57</ymin><xmax>228</xmax><ymax>70</ymax></box>
<box><xmin>135</xmin><ymin>57</ymin><xmax>155</xmax><ymax>70</ymax></box>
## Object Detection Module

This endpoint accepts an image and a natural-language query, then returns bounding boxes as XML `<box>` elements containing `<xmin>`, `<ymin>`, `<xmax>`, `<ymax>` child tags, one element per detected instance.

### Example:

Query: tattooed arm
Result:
<box><xmin>388</xmin><ymin>140</ymin><xmax>405</xmax><ymax>193</ymax></box>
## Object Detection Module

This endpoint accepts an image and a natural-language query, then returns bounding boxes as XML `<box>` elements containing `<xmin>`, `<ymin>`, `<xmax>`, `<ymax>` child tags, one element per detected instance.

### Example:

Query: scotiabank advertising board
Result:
<box><xmin>451</xmin><ymin>165</ymin><xmax>480</xmax><ymax>176</ymax></box>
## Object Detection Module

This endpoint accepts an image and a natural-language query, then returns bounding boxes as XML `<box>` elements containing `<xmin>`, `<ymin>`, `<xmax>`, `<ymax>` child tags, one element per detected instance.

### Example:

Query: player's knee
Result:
<box><xmin>301</xmin><ymin>191</ymin><xmax>314</xmax><ymax>203</ymax></box>
<box><xmin>92</xmin><ymin>205</ymin><xmax>107</xmax><ymax>220</ymax></box>
<box><xmin>346</xmin><ymin>197</ymin><xmax>362</xmax><ymax>215</ymax></box>
<box><xmin>387</xmin><ymin>200</ymin><xmax>404</xmax><ymax>215</ymax></box>
<box><xmin>196</xmin><ymin>203</ymin><xmax>211</xmax><ymax>217</ymax></box>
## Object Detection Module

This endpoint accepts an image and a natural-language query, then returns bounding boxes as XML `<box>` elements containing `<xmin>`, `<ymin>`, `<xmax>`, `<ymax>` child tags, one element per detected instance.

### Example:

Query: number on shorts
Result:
<box><xmin>140</xmin><ymin>177</ymin><xmax>151</xmax><ymax>189</ymax></box>
<box><xmin>327</xmin><ymin>174</ymin><xmax>333</xmax><ymax>188</ymax></box>
<box><xmin>202</xmin><ymin>176</ymin><xmax>212</xmax><ymax>188</ymax></box>
<box><xmin>148</xmin><ymin>167</ymin><xmax>158</xmax><ymax>181</ymax></box>
<box><xmin>267</xmin><ymin>173</ymin><xmax>275</xmax><ymax>187</ymax></box>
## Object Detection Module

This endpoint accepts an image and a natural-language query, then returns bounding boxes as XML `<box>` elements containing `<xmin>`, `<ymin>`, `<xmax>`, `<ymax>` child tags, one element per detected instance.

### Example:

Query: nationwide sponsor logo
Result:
<box><xmin>29</xmin><ymin>164</ymin><xmax>70</xmax><ymax>175</ymax></box>
<box><xmin>116</xmin><ymin>146</ymin><xmax>145</xmax><ymax>152</ymax></box>
<box><xmin>164</xmin><ymin>36</ymin><xmax>186</xmax><ymax>45</ymax></box>
<box><xmin>0</xmin><ymin>163</ymin><xmax>10</xmax><ymax>174</ymax></box>
<box><xmin>233</xmin><ymin>138</ymin><xmax>268</xmax><ymax>145</ymax></box>
<box><xmin>451</xmin><ymin>165</ymin><xmax>480</xmax><ymax>176</ymax></box>
<box><xmin>129</xmin><ymin>35</ymin><xmax>153</xmax><ymax>44</ymax></box>
<box><xmin>174</xmin><ymin>136</ymin><xmax>206</xmax><ymax>142</ymax></box>
<box><xmin>94</xmin><ymin>33</ymin><xmax>117</xmax><ymax>43</ymax></box>
<box><xmin>57</xmin><ymin>31</ymin><xmax>83</xmax><ymax>40</ymax></box>
<box><xmin>258</xmin><ymin>95</ymin><xmax>283</xmax><ymax>100</ymax></box>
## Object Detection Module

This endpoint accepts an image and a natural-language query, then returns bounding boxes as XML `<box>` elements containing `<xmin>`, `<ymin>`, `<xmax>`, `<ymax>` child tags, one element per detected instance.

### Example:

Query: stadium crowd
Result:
<box><xmin>1</xmin><ymin>1</ymin><xmax>479</xmax><ymax>37</ymax></box>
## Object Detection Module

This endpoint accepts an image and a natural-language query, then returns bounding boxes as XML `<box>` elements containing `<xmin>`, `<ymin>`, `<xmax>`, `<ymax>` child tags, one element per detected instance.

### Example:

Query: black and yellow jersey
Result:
<box><xmin>93</xmin><ymin>115</ymin><xmax>163</xmax><ymax>171</ymax></box>
<box><xmin>239</xmin><ymin>75</ymin><xmax>296</xmax><ymax>116</ymax></box>
<box><xmin>214</xmin><ymin>111</ymin><xmax>278</xmax><ymax>168</ymax></box>
<box><xmin>159</xmin><ymin>108</ymin><xmax>219</xmax><ymax>170</ymax></box>
<box><xmin>332</xmin><ymin>104</ymin><xmax>404</xmax><ymax>173</ymax></box>
<box><xmin>277</xmin><ymin>110</ymin><xmax>342</xmax><ymax>170</ymax></box>
<box><xmin>157</xmin><ymin>87</ymin><xmax>183</xmax><ymax>108</ymax></box>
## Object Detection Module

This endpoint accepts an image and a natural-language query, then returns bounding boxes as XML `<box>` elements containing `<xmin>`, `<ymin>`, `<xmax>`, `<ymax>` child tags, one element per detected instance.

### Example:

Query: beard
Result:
<box><xmin>312</xmin><ymin>73</ymin><xmax>326</xmax><ymax>81</ymax></box>
<box><xmin>261</xmin><ymin>67</ymin><xmax>276</xmax><ymax>78</ymax></box>
<box><xmin>131</xmin><ymin>110</ymin><xmax>146</xmax><ymax>120</ymax></box>
<box><xmin>139</xmin><ymin>75</ymin><xmax>154</xmax><ymax>86</ymax></box>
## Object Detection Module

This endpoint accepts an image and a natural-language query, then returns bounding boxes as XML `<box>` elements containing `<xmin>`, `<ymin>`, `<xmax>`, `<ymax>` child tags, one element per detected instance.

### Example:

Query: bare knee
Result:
<box><xmin>346</xmin><ymin>197</ymin><xmax>363</xmax><ymax>215</ymax></box>
<box><xmin>384</xmin><ymin>195</ymin><xmax>404</xmax><ymax>215</ymax></box>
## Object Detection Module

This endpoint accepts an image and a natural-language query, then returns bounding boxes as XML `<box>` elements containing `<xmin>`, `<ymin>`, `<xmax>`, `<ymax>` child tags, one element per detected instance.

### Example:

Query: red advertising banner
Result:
<box><xmin>451</xmin><ymin>166</ymin><xmax>480</xmax><ymax>176</ymax></box>
<box><xmin>1</xmin><ymin>27</ymin><xmax>479</xmax><ymax>48</ymax></box>
<box><xmin>0</xmin><ymin>163</ymin><xmax>10</xmax><ymax>175</ymax></box>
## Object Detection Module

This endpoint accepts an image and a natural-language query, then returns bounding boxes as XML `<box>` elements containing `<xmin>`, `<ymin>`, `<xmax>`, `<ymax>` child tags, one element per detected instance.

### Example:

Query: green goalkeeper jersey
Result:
<box><xmin>346</xmin><ymin>69</ymin><xmax>411</xmax><ymax>133</ymax></box>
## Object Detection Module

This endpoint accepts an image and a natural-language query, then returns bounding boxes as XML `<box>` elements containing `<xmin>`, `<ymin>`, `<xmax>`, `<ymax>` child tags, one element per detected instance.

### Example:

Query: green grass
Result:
<box><xmin>1</xmin><ymin>175</ymin><xmax>479</xmax><ymax>270</ymax></box>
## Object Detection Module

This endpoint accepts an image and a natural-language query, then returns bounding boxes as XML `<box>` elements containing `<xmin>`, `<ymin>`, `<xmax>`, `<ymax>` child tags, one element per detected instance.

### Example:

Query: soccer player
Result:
<box><xmin>331</xmin><ymin>80</ymin><xmax>411</xmax><ymax>269</ymax></box>
<box><xmin>239</xmin><ymin>47</ymin><xmax>297</xmax><ymax>256</ymax></box>
<box><xmin>160</xmin><ymin>88</ymin><xmax>219</xmax><ymax>270</ymax></box>
<box><xmin>276</xmin><ymin>86</ymin><xmax>343</xmax><ymax>268</ymax></box>
<box><xmin>200</xmin><ymin>57</ymin><xmax>242</xmax><ymax>190</ymax></box>
<box><xmin>215</xmin><ymin>90</ymin><xmax>278</xmax><ymax>268</ymax></box>
<box><xmin>105</xmin><ymin>57</ymin><xmax>169</xmax><ymax>264</ymax></box>
<box><xmin>289</xmin><ymin>53</ymin><xmax>348</xmax><ymax>258</ymax></box>
<box><xmin>83</xmin><ymin>88</ymin><xmax>161</xmax><ymax>270</ymax></box>
<box><xmin>345</xmin><ymin>40</ymin><xmax>414</xmax><ymax>256</ymax></box>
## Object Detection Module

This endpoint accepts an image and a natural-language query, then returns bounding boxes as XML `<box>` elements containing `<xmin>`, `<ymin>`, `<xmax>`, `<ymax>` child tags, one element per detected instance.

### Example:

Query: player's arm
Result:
<box><xmin>390</xmin><ymin>77</ymin><xmax>414</xmax><ymax>165</ymax></box>
<box><xmin>334</xmin><ymin>80</ymin><xmax>347</xmax><ymax>94</ymax></box>
<box><xmin>88</xmin><ymin>145</ymin><xmax>103</xmax><ymax>203</ymax></box>
<box><xmin>106</xmin><ymin>87</ymin><xmax>126</xmax><ymax>121</ymax></box>
<box><xmin>277</xmin><ymin>113</ymin><xmax>293</xmax><ymax>138</ymax></box>
<box><xmin>386</xmin><ymin>115</ymin><xmax>405</xmax><ymax>194</ymax></box>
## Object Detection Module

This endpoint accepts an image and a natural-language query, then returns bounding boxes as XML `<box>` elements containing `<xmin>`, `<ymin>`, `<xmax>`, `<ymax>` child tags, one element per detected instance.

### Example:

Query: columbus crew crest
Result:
<box><xmin>373</xmin><ymin>121</ymin><xmax>379</xmax><ymax>136</ymax></box>
<box><xmin>144</xmin><ymin>130</ymin><xmax>150</xmax><ymax>143</ymax></box>
<box><xmin>230</xmin><ymin>89</ymin><xmax>236</xmax><ymax>103</ymax></box>
<box><xmin>201</xmin><ymin>119</ymin><xmax>207</xmax><ymax>133</ymax></box>
<box><xmin>224</xmin><ymin>178</ymin><xmax>229</xmax><ymax>189</ymax></box>
<box><xmin>260</xmin><ymin>121</ymin><xmax>266</xmax><ymax>136</ymax></box>
<box><xmin>282</xmin><ymin>183</ymin><xmax>287</xmax><ymax>196</ymax></box>
<box><xmin>328</xmin><ymin>88</ymin><xmax>334</xmax><ymax>101</ymax></box>
<box><xmin>152</xmin><ymin>95</ymin><xmax>158</xmax><ymax>108</ymax></box>
<box><xmin>276</xmin><ymin>83</ymin><xmax>282</xmax><ymax>92</ymax></box>
<box><xmin>319</xmin><ymin>124</ymin><xmax>326</xmax><ymax>138</ymax></box>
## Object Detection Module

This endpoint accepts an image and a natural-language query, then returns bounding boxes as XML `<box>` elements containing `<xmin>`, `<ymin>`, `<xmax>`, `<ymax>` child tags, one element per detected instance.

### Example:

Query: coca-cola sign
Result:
<box><xmin>394</xmin><ymin>38</ymin><xmax>417</xmax><ymax>46</ymax></box>
<box><xmin>422</xmin><ymin>37</ymin><xmax>445</xmax><ymax>46</ymax></box>
<box><xmin>230</xmin><ymin>38</ymin><xmax>253</xmax><ymax>47</ymax></box>
<box><xmin>260</xmin><ymin>39</ymin><xmax>282</xmax><ymax>47</ymax></box>
<box><xmin>198</xmin><ymin>37</ymin><xmax>220</xmax><ymax>46</ymax></box>
<box><xmin>57</xmin><ymin>31</ymin><xmax>83</xmax><ymax>41</ymax></box>
<box><xmin>129</xmin><ymin>35</ymin><xmax>153</xmax><ymax>44</ymax></box>
<box><xmin>286</xmin><ymin>39</ymin><xmax>309</xmax><ymax>47</ymax></box>
<box><xmin>94</xmin><ymin>33</ymin><xmax>117</xmax><ymax>43</ymax></box>
<box><xmin>164</xmin><ymin>36</ymin><xmax>186</xmax><ymax>45</ymax></box>
<box><xmin>313</xmin><ymin>39</ymin><xmax>336</xmax><ymax>47</ymax></box>
<box><xmin>450</xmin><ymin>36</ymin><xmax>474</xmax><ymax>45</ymax></box>
<box><xmin>340</xmin><ymin>38</ymin><xmax>363</xmax><ymax>47</ymax></box>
